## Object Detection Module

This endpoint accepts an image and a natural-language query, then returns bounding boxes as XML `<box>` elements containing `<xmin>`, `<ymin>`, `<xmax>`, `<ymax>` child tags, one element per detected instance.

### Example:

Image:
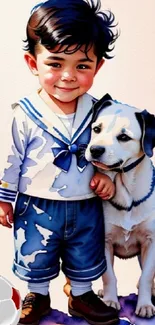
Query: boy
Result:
<box><xmin>0</xmin><ymin>0</ymin><xmax>119</xmax><ymax>324</ymax></box>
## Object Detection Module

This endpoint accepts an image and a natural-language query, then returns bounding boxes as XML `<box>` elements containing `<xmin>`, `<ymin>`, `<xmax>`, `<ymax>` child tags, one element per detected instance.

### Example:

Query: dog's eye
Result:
<box><xmin>93</xmin><ymin>126</ymin><xmax>101</xmax><ymax>134</ymax></box>
<box><xmin>117</xmin><ymin>134</ymin><xmax>132</xmax><ymax>142</ymax></box>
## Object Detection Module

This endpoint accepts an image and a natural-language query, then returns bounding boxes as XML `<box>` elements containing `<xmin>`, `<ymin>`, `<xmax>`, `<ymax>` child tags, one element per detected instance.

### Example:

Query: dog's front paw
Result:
<box><xmin>103</xmin><ymin>299</ymin><xmax>121</xmax><ymax>310</ymax></box>
<box><xmin>135</xmin><ymin>303</ymin><xmax>155</xmax><ymax>318</ymax></box>
<box><xmin>98</xmin><ymin>287</ymin><xmax>121</xmax><ymax>310</ymax></box>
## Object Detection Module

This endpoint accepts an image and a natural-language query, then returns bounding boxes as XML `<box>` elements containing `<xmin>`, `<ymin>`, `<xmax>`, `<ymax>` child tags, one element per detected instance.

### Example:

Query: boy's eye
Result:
<box><xmin>47</xmin><ymin>62</ymin><xmax>61</xmax><ymax>68</ymax></box>
<box><xmin>77</xmin><ymin>64</ymin><xmax>90</xmax><ymax>70</ymax></box>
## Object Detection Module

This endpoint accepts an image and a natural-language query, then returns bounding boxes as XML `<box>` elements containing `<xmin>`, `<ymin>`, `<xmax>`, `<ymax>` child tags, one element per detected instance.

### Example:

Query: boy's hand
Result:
<box><xmin>0</xmin><ymin>202</ymin><xmax>14</xmax><ymax>228</ymax></box>
<box><xmin>90</xmin><ymin>172</ymin><xmax>115</xmax><ymax>200</ymax></box>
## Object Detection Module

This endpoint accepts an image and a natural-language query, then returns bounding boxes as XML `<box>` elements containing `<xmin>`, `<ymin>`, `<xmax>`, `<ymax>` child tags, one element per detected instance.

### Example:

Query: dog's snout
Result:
<box><xmin>90</xmin><ymin>145</ymin><xmax>105</xmax><ymax>159</ymax></box>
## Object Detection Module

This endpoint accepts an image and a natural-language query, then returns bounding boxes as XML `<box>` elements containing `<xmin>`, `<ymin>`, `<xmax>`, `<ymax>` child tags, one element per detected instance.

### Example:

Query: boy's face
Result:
<box><xmin>25</xmin><ymin>44</ymin><xmax>104</xmax><ymax>108</ymax></box>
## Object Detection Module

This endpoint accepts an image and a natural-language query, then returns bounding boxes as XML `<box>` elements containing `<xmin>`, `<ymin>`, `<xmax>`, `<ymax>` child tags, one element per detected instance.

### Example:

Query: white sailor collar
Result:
<box><xmin>18</xmin><ymin>91</ymin><xmax>96</xmax><ymax>144</ymax></box>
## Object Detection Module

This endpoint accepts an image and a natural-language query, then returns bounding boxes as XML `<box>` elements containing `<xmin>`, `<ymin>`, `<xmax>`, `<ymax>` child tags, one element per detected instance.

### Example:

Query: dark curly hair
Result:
<box><xmin>24</xmin><ymin>0</ymin><xmax>118</xmax><ymax>62</ymax></box>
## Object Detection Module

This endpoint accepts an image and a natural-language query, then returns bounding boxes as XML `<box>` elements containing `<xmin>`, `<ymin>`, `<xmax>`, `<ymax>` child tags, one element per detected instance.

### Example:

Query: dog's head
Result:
<box><xmin>85</xmin><ymin>94</ymin><xmax>155</xmax><ymax>170</ymax></box>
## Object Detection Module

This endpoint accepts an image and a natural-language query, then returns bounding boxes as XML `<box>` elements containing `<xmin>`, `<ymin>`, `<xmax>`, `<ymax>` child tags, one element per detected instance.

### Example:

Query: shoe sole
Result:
<box><xmin>18</xmin><ymin>307</ymin><xmax>51</xmax><ymax>325</ymax></box>
<box><xmin>69</xmin><ymin>307</ymin><xmax>119</xmax><ymax>325</ymax></box>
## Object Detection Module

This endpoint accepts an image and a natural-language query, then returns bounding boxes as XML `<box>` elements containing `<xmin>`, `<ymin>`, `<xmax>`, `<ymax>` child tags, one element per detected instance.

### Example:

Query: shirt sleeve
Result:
<box><xmin>0</xmin><ymin>105</ymin><xmax>28</xmax><ymax>202</ymax></box>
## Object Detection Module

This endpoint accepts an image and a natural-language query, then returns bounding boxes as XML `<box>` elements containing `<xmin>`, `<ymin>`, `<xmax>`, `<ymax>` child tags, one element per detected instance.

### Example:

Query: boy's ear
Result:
<box><xmin>24</xmin><ymin>53</ymin><xmax>38</xmax><ymax>76</ymax></box>
<box><xmin>95</xmin><ymin>59</ymin><xmax>105</xmax><ymax>75</ymax></box>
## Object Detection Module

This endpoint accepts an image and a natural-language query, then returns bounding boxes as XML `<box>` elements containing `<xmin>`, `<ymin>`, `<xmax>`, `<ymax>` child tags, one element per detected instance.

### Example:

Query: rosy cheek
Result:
<box><xmin>81</xmin><ymin>78</ymin><xmax>93</xmax><ymax>88</ymax></box>
<box><xmin>43</xmin><ymin>73</ymin><xmax>57</xmax><ymax>85</ymax></box>
<box><xmin>80</xmin><ymin>74</ymin><xmax>94</xmax><ymax>88</ymax></box>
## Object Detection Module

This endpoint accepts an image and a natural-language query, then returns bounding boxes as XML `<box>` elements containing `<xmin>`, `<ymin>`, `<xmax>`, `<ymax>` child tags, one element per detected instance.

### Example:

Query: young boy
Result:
<box><xmin>0</xmin><ymin>0</ymin><xmax>119</xmax><ymax>324</ymax></box>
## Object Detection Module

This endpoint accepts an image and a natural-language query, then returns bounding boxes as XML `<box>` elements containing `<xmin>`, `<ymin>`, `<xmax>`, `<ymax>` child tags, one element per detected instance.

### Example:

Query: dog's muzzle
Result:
<box><xmin>90</xmin><ymin>145</ymin><xmax>105</xmax><ymax>159</ymax></box>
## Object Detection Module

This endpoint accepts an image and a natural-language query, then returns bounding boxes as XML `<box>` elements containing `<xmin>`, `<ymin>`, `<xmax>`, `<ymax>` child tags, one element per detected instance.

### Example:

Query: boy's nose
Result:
<box><xmin>61</xmin><ymin>71</ymin><xmax>76</xmax><ymax>82</ymax></box>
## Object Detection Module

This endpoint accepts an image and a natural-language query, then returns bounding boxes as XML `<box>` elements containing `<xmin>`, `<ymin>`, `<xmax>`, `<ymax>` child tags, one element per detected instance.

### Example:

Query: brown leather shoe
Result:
<box><xmin>18</xmin><ymin>292</ymin><xmax>51</xmax><ymax>325</ymax></box>
<box><xmin>68</xmin><ymin>290</ymin><xmax>119</xmax><ymax>325</ymax></box>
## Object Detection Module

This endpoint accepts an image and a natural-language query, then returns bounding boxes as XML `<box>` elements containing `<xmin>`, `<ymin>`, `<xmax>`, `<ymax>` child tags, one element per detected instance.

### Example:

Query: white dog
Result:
<box><xmin>85</xmin><ymin>94</ymin><xmax>155</xmax><ymax>318</ymax></box>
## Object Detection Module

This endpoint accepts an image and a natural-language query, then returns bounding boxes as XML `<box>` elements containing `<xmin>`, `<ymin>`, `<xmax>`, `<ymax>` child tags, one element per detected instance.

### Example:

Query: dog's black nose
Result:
<box><xmin>90</xmin><ymin>145</ymin><xmax>105</xmax><ymax>159</ymax></box>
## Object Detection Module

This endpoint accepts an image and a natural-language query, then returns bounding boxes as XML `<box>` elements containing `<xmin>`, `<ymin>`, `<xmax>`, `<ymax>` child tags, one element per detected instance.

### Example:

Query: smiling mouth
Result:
<box><xmin>56</xmin><ymin>86</ymin><xmax>78</xmax><ymax>92</ymax></box>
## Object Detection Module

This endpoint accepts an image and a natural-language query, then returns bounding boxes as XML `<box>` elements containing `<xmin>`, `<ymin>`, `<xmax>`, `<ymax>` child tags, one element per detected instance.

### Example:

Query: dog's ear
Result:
<box><xmin>92</xmin><ymin>93</ymin><xmax>113</xmax><ymax>122</ymax></box>
<box><xmin>135</xmin><ymin>109</ymin><xmax>155</xmax><ymax>157</ymax></box>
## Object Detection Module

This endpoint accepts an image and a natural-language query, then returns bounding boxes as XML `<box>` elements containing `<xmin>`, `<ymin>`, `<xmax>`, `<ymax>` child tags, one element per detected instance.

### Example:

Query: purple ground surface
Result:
<box><xmin>39</xmin><ymin>294</ymin><xmax>155</xmax><ymax>325</ymax></box>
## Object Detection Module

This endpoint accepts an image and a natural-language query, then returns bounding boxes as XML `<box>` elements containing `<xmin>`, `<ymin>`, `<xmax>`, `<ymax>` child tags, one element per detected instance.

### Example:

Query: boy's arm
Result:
<box><xmin>0</xmin><ymin>201</ymin><xmax>13</xmax><ymax>228</ymax></box>
<box><xmin>0</xmin><ymin>105</ymin><xmax>27</xmax><ymax>203</ymax></box>
<box><xmin>90</xmin><ymin>171</ymin><xmax>115</xmax><ymax>200</ymax></box>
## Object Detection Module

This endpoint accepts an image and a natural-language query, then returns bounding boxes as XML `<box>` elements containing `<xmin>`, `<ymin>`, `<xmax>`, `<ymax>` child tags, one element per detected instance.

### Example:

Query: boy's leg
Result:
<box><xmin>28</xmin><ymin>281</ymin><xmax>50</xmax><ymax>296</ymax></box>
<box><xmin>13</xmin><ymin>194</ymin><xmax>63</xmax><ymax>325</ymax></box>
<box><xmin>62</xmin><ymin>198</ymin><xmax>119</xmax><ymax>325</ymax></box>
<box><xmin>71</xmin><ymin>280</ymin><xmax>92</xmax><ymax>296</ymax></box>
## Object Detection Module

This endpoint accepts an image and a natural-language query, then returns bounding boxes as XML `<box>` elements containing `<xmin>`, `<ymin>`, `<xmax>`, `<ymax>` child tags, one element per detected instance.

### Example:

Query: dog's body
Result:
<box><xmin>85</xmin><ymin>95</ymin><xmax>155</xmax><ymax>318</ymax></box>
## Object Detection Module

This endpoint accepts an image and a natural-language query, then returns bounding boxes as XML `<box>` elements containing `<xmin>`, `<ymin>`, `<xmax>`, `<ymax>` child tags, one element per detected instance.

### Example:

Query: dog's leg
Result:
<box><xmin>136</xmin><ymin>242</ymin><xmax>155</xmax><ymax>318</ymax></box>
<box><xmin>99</xmin><ymin>244</ymin><xmax>121</xmax><ymax>310</ymax></box>
<box><xmin>137</xmin><ymin>255</ymin><xmax>155</xmax><ymax>298</ymax></box>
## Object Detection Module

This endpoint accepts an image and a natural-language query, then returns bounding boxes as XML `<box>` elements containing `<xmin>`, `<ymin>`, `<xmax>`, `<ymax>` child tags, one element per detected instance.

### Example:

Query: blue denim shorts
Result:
<box><xmin>13</xmin><ymin>193</ymin><xmax>106</xmax><ymax>283</ymax></box>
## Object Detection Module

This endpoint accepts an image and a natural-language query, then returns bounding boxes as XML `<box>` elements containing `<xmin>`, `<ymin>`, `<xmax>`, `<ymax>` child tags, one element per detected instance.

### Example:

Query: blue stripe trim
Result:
<box><xmin>0</xmin><ymin>196</ymin><xmax>15</xmax><ymax>202</ymax></box>
<box><xmin>66</xmin><ymin>266</ymin><xmax>107</xmax><ymax>281</ymax></box>
<box><xmin>0</xmin><ymin>194</ymin><xmax>16</xmax><ymax>199</ymax></box>
<box><xmin>72</xmin><ymin>109</ymin><xmax>92</xmax><ymax>142</ymax></box>
<box><xmin>63</xmin><ymin>259</ymin><xmax>107</xmax><ymax>282</ymax></box>
<box><xmin>20</xmin><ymin>99</ymin><xmax>70</xmax><ymax>143</ymax></box>
<box><xmin>0</xmin><ymin>192</ymin><xmax>16</xmax><ymax>198</ymax></box>
<box><xmin>53</xmin><ymin>127</ymin><xmax>70</xmax><ymax>144</ymax></box>
<box><xmin>19</xmin><ymin>100</ymin><xmax>48</xmax><ymax>131</ymax></box>
<box><xmin>13</xmin><ymin>259</ymin><xmax>59</xmax><ymax>283</ymax></box>
<box><xmin>23</xmin><ymin>98</ymin><xmax>43</xmax><ymax>117</ymax></box>
<box><xmin>0</xmin><ymin>188</ymin><xmax>17</xmax><ymax>194</ymax></box>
